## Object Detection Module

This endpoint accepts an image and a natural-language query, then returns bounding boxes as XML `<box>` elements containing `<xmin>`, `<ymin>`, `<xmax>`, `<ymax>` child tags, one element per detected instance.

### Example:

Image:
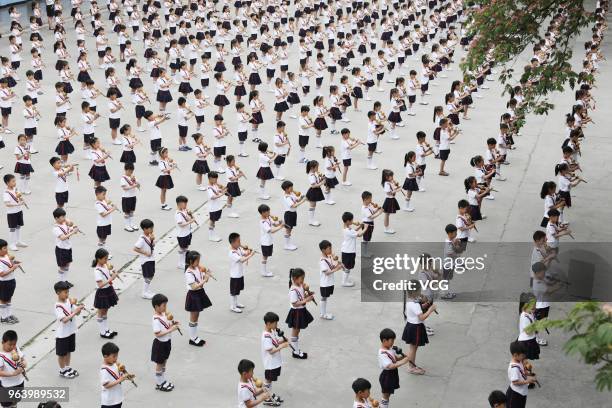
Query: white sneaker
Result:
<box><xmin>137</xmin><ymin>127</ymin><xmax>145</xmax><ymax>132</ymax></box>
<box><xmin>468</xmin><ymin>237</ymin><xmax>476</xmax><ymax>243</ymax></box>
<box><xmin>481</xmin><ymin>214</ymin><xmax>487</xmax><ymax>219</ymax></box>
<box><xmin>342</xmin><ymin>181</ymin><xmax>352</xmax><ymax>186</ymax></box>
<box><xmin>227</xmin><ymin>212</ymin><xmax>239</xmax><ymax>218</ymax></box>
<box><xmin>284</xmin><ymin>244</ymin><xmax>298</xmax><ymax>251</ymax></box>
<box><xmin>142</xmin><ymin>292</ymin><xmax>154</xmax><ymax>300</ymax></box>
<box><xmin>403</xmin><ymin>207</ymin><xmax>415</xmax><ymax>212</ymax></box>
<box><xmin>342</xmin><ymin>278</ymin><xmax>355</xmax><ymax>287</ymax></box>
<box><xmin>325</xmin><ymin>200</ymin><xmax>336</xmax><ymax>205</ymax></box>
<box><xmin>391</xmin><ymin>135</ymin><xmax>400</xmax><ymax>140</ymax></box>
<box><xmin>367</xmin><ymin>165</ymin><xmax>378</xmax><ymax>170</ymax></box>
<box><xmin>8</xmin><ymin>245</ymin><xmax>18</xmax><ymax>251</ymax></box>
<box><xmin>29</xmin><ymin>147</ymin><xmax>38</xmax><ymax>154</ymax></box>
<box><xmin>209</xmin><ymin>235</ymin><xmax>222</xmax><ymax>242</ymax></box>
<box><xmin>496</xmin><ymin>176</ymin><xmax>507</xmax><ymax>181</ymax></box>
<box><xmin>124</xmin><ymin>226</ymin><xmax>133</xmax><ymax>232</ymax></box>
<box><xmin>262</xmin><ymin>271</ymin><xmax>274</xmax><ymax>277</ymax></box>
<box><xmin>377</xmin><ymin>88</ymin><xmax>385</xmax><ymax>92</ymax></box>
<box><xmin>309</xmin><ymin>220</ymin><xmax>321</xmax><ymax>227</ymax></box>
<box><xmin>485</xmin><ymin>195</ymin><xmax>495</xmax><ymax>200</ymax></box>
<box><xmin>536</xmin><ymin>338</ymin><xmax>548</xmax><ymax>346</ymax></box>
<box><xmin>320</xmin><ymin>313</ymin><xmax>334</xmax><ymax>320</ymax></box>
<box><xmin>230</xmin><ymin>307</ymin><xmax>243</xmax><ymax>313</ymax></box>
<box><xmin>384</xmin><ymin>229</ymin><xmax>395</xmax><ymax>234</ymax></box>
<box><xmin>16</xmin><ymin>242</ymin><xmax>28</xmax><ymax>248</ymax></box>
<box><xmin>112</xmin><ymin>139</ymin><xmax>122</xmax><ymax>145</ymax></box>
<box><xmin>289</xmin><ymin>114</ymin><xmax>298</xmax><ymax>119</ymax></box>
<box><xmin>259</xmin><ymin>194</ymin><xmax>270</xmax><ymax>200</ymax></box>
<box><xmin>274</xmin><ymin>176</ymin><xmax>285</xmax><ymax>181</ymax></box>
<box><xmin>419</xmin><ymin>188</ymin><xmax>426</xmax><ymax>192</ymax></box>
<box><xmin>198</xmin><ymin>185</ymin><xmax>208</xmax><ymax>191</ymax></box>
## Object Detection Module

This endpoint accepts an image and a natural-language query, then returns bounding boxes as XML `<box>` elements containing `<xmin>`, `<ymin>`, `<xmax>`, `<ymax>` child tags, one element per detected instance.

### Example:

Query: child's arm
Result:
<box><xmin>239</xmin><ymin>251</ymin><xmax>256</xmax><ymax>263</ymax></box>
<box><xmin>270</xmin><ymin>223</ymin><xmax>285</xmax><ymax>233</ymax></box>
<box><xmin>417</xmin><ymin>304</ymin><xmax>437</xmax><ymax>321</ymax></box>
<box><xmin>102</xmin><ymin>375</ymin><xmax>128</xmax><ymax>389</ymax></box>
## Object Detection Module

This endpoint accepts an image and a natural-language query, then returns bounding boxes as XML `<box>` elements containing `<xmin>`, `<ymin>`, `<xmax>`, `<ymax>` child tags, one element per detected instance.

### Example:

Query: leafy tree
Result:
<box><xmin>527</xmin><ymin>302</ymin><xmax>612</xmax><ymax>391</ymax></box>
<box><xmin>461</xmin><ymin>0</ymin><xmax>597</xmax><ymax>117</ymax></box>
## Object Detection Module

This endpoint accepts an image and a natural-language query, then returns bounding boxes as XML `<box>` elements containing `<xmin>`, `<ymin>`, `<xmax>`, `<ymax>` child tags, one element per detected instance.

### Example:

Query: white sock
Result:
<box><xmin>290</xmin><ymin>336</ymin><xmax>298</xmax><ymax>352</ymax></box>
<box><xmin>261</xmin><ymin>261</ymin><xmax>267</xmax><ymax>275</ymax></box>
<box><xmin>154</xmin><ymin>371</ymin><xmax>164</xmax><ymax>385</ymax></box>
<box><xmin>299</xmin><ymin>149</ymin><xmax>305</xmax><ymax>161</ymax></box>
<box><xmin>58</xmin><ymin>269</ymin><xmax>67</xmax><ymax>282</ymax></box>
<box><xmin>124</xmin><ymin>216</ymin><xmax>131</xmax><ymax>227</ymax></box>
<box><xmin>320</xmin><ymin>298</ymin><xmax>327</xmax><ymax>315</ymax></box>
<box><xmin>188</xmin><ymin>321</ymin><xmax>198</xmax><ymax>340</ymax></box>
<box><xmin>102</xmin><ymin>316</ymin><xmax>109</xmax><ymax>332</ymax></box>
<box><xmin>239</xmin><ymin>142</ymin><xmax>245</xmax><ymax>155</ymax></box>
<box><xmin>16</xmin><ymin>228</ymin><xmax>21</xmax><ymax>243</ymax></box>
<box><xmin>308</xmin><ymin>207</ymin><xmax>315</xmax><ymax>222</ymax></box>
<box><xmin>208</xmin><ymin>228</ymin><xmax>216</xmax><ymax>239</ymax></box>
<box><xmin>284</xmin><ymin>235</ymin><xmax>290</xmax><ymax>246</ymax></box>
<box><xmin>8</xmin><ymin>230</ymin><xmax>16</xmax><ymax>246</ymax></box>
<box><xmin>0</xmin><ymin>304</ymin><xmax>8</xmax><ymax>319</ymax></box>
<box><xmin>367</xmin><ymin>157</ymin><xmax>373</xmax><ymax>167</ymax></box>
<box><xmin>405</xmin><ymin>199</ymin><xmax>411</xmax><ymax>209</ymax></box>
<box><xmin>97</xmin><ymin>318</ymin><xmax>105</xmax><ymax>335</ymax></box>
<box><xmin>230</xmin><ymin>295</ymin><xmax>237</xmax><ymax>309</ymax></box>
<box><xmin>327</xmin><ymin>190</ymin><xmax>333</xmax><ymax>202</ymax></box>
<box><xmin>143</xmin><ymin>280</ymin><xmax>151</xmax><ymax>293</ymax></box>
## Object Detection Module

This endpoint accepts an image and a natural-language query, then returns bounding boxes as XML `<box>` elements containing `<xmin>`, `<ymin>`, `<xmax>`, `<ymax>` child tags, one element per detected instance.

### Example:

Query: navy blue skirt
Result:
<box><xmin>88</xmin><ymin>166</ymin><xmax>110</xmax><ymax>182</ymax></box>
<box><xmin>185</xmin><ymin>288</ymin><xmax>212</xmax><ymax>312</ymax></box>
<box><xmin>401</xmin><ymin>322</ymin><xmax>428</xmax><ymax>346</ymax></box>
<box><xmin>94</xmin><ymin>286</ymin><xmax>119</xmax><ymax>309</ymax></box>
<box><xmin>14</xmin><ymin>162</ymin><xmax>34</xmax><ymax>175</ymax></box>
<box><xmin>285</xmin><ymin>307</ymin><xmax>314</xmax><ymax>329</ymax></box>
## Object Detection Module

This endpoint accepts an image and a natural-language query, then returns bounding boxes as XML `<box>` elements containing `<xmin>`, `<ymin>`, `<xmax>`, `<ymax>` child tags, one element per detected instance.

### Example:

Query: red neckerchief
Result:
<box><xmin>123</xmin><ymin>175</ymin><xmax>135</xmax><ymax>186</ymax></box>
<box><xmin>0</xmin><ymin>353</ymin><xmax>18</xmax><ymax>370</ymax></box>
<box><xmin>5</xmin><ymin>190</ymin><xmax>19</xmax><ymax>203</ymax></box>
<box><xmin>0</xmin><ymin>258</ymin><xmax>13</xmax><ymax>269</ymax></box>
<box><xmin>142</xmin><ymin>235</ymin><xmax>154</xmax><ymax>252</ymax></box>
<box><xmin>96</xmin><ymin>267</ymin><xmax>111</xmax><ymax>285</ymax></box>
<box><xmin>291</xmin><ymin>286</ymin><xmax>304</xmax><ymax>301</ymax></box>
<box><xmin>57</xmin><ymin>171</ymin><xmax>67</xmax><ymax>182</ymax></box>
<box><xmin>322</xmin><ymin>257</ymin><xmax>333</xmax><ymax>270</ymax></box>
<box><xmin>56</xmin><ymin>224</ymin><xmax>69</xmax><ymax>235</ymax></box>
<box><xmin>187</xmin><ymin>268</ymin><xmax>201</xmax><ymax>283</ymax></box>
<box><xmin>154</xmin><ymin>315</ymin><xmax>170</xmax><ymax>329</ymax></box>
<box><xmin>264</xmin><ymin>332</ymin><xmax>279</xmax><ymax>347</ymax></box>
<box><xmin>56</xmin><ymin>302</ymin><xmax>72</xmax><ymax>316</ymax></box>
<box><xmin>380</xmin><ymin>349</ymin><xmax>397</xmax><ymax>363</ymax></box>
<box><xmin>240</xmin><ymin>381</ymin><xmax>255</xmax><ymax>397</ymax></box>
<box><xmin>511</xmin><ymin>363</ymin><xmax>527</xmax><ymax>380</ymax></box>
<box><xmin>97</xmin><ymin>200</ymin><xmax>110</xmax><ymax>211</ymax></box>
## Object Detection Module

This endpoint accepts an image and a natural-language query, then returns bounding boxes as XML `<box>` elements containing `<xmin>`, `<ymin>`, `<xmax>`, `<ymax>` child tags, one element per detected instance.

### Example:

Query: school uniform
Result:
<box><xmin>3</xmin><ymin>189</ymin><xmax>23</xmax><ymax>230</ymax></box>
<box><xmin>95</xmin><ymin>200</ymin><xmax>113</xmax><ymax>239</ymax></box>
<box><xmin>298</xmin><ymin>116</ymin><xmax>312</xmax><ymax>147</ymax></box>
<box><xmin>237</xmin><ymin>380</ymin><xmax>257</xmax><ymax>408</ymax></box>
<box><xmin>402</xmin><ymin>163</ymin><xmax>419</xmax><ymax>191</ymax></box>
<box><xmin>545</xmin><ymin>221</ymin><xmax>560</xmax><ymax>250</ymax></box>
<box><xmin>518</xmin><ymin>311</ymin><xmax>540</xmax><ymax>360</ymax></box>
<box><xmin>184</xmin><ymin>267</ymin><xmax>212</xmax><ymax>311</ymax></box>
<box><xmin>282</xmin><ymin>193</ymin><xmax>299</xmax><ymax>228</ymax></box>
<box><xmin>378</xmin><ymin>347</ymin><xmax>400</xmax><ymax>394</ymax></box>
<box><xmin>261</xmin><ymin>330</ymin><xmax>283</xmax><ymax>382</ymax></box>
<box><xmin>120</xmin><ymin>175</ymin><xmax>138</xmax><ymax>213</ymax></box>
<box><xmin>156</xmin><ymin>77</ymin><xmax>173</xmax><ymax>103</ymax></box>
<box><xmin>55</xmin><ymin>299</ymin><xmax>77</xmax><ymax>356</ymax></box>
<box><xmin>313</xmin><ymin>106</ymin><xmax>328</xmax><ymax>130</ymax></box>
<box><xmin>319</xmin><ymin>256</ymin><xmax>335</xmax><ymax>298</ymax></box>
<box><xmin>285</xmin><ymin>285</ymin><xmax>314</xmax><ymax>329</ymax></box>
<box><xmin>506</xmin><ymin>362</ymin><xmax>528</xmax><ymax>408</ymax></box>
<box><xmin>256</xmin><ymin>152</ymin><xmax>274</xmax><ymax>180</ymax></box>
<box><xmin>175</xmin><ymin>210</ymin><xmax>193</xmax><ymax>249</ymax></box>
<box><xmin>342</xmin><ymin>227</ymin><xmax>359</xmax><ymax>271</ymax></box>
<box><xmin>100</xmin><ymin>364</ymin><xmax>123</xmax><ymax>408</ymax></box>
<box><xmin>0</xmin><ymin>347</ymin><xmax>25</xmax><ymax>406</ymax></box>
<box><xmin>212</xmin><ymin>126</ymin><xmax>227</xmax><ymax>157</ymax></box>
<box><xmin>259</xmin><ymin>217</ymin><xmax>274</xmax><ymax>257</ymax></box>
<box><xmin>306</xmin><ymin>172</ymin><xmax>325</xmax><ymax>202</ymax></box>
<box><xmin>438</xmin><ymin>128</ymin><xmax>451</xmax><ymax>161</ymax></box>
<box><xmin>401</xmin><ymin>300</ymin><xmax>429</xmax><ymax>346</ymax></box>
<box><xmin>13</xmin><ymin>145</ymin><xmax>33</xmax><ymax>176</ymax></box>
<box><xmin>53</xmin><ymin>169</ymin><xmax>70</xmax><ymax>206</ymax></box>
<box><xmin>151</xmin><ymin>314</ymin><xmax>173</xmax><ymax>363</ymax></box>
<box><xmin>323</xmin><ymin>157</ymin><xmax>339</xmax><ymax>188</ymax></box>
<box><xmin>557</xmin><ymin>174</ymin><xmax>572</xmax><ymax>207</ymax></box>
<box><xmin>119</xmin><ymin>136</ymin><xmax>136</xmax><ymax>163</ymax></box>
<box><xmin>0</xmin><ymin>256</ymin><xmax>17</xmax><ymax>303</ymax></box>
<box><xmin>89</xmin><ymin>150</ymin><xmax>111</xmax><ymax>182</ymax></box>
<box><xmin>540</xmin><ymin>194</ymin><xmax>555</xmax><ymax>228</ymax></box>
<box><xmin>456</xmin><ymin>215</ymin><xmax>470</xmax><ymax>242</ymax></box>
<box><xmin>226</xmin><ymin>167</ymin><xmax>241</xmax><ymax>197</ymax></box>
<box><xmin>213</xmin><ymin>82</ymin><xmax>230</xmax><ymax>107</ymax></box>
<box><xmin>382</xmin><ymin>181</ymin><xmax>400</xmax><ymax>213</ymax></box>
<box><xmin>207</xmin><ymin>185</ymin><xmax>224</xmax><ymax>221</ymax></box>
<box><xmin>229</xmin><ymin>247</ymin><xmax>246</xmax><ymax>296</ymax></box>
<box><xmin>155</xmin><ymin>160</ymin><xmax>174</xmax><ymax>189</ymax></box>
<box><xmin>273</xmin><ymin>87</ymin><xmax>289</xmax><ymax>113</ymax></box>
<box><xmin>134</xmin><ymin>234</ymin><xmax>155</xmax><ymax>280</ymax></box>
<box><xmin>93</xmin><ymin>265</ymin><xmax>119</xmax><ymax>309</ymax></box>
<box><xmin>54</xmin><ymin>223</ymin><xmax>73</xmax><ymax>267</ymax></box>
<box><xmin>249</xmin><ymin>99</ymin><xmax>264</xmax><ymax>125</ymax></box>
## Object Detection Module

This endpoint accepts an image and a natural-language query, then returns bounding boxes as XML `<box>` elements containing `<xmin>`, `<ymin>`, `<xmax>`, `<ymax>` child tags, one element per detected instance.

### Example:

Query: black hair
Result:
<box><xmin>53</xmin><ymin>281</ymin><xmax>71</xmax><ymax>293</ymax></box>
<box><xmin>533</xmin><ymin>230</ymin><xmax>546</xmax><ymax>241</ymax></box>
<box><xmin>342</xmin><ymin>212</ymin><xmax>354</xmax><ymax>223</ymax></box>
<box><xmin>258</xmin><ymin>204</ymin><xmax>270</xmax><ymax>214</ymax></box>
<box><xmin>176</xmin><ymin>195</ymin><xmax>188</xmax><ymax>204</ymax></box>
<box><xmin>228</xmin><ymin>232</ymin><xmax>240</xmax><ymax>244</ymax></box>
<box><xmin>152</xmin><ymin>293</ymin><xmax>168</xmax><ymax>308</ymax></box>
<box><xmin>101</xmin><ymin>342</ymin><xmax>119</xmax><ymax>356</ymax></box>
<box><xmin>547</xmin><ymin>209</ymin><xmax>560</xmax><ymax>218</ymax></box>
<box><xmin>263</xmin><ymin>311</ymin><xmax>280</xmax><ymax>324</ymax></box>
<box><xmin>140</xmin><ymin>219</ymin><xmax>154</xmax><ymax>230</ymax></box>
<box><xmin>92</xmin><ymin>248</ymin><xmax>109</xmax><ymax>267</ymax></box>
<box><xmin>361</xmin><ymin>191</ymin><xmax>372</xmax><ymax>200</ymax></box>
<box><xmin>237</xmin><ymin>359</ymin><xmax>255</xmax><ymax>374</ymax></box>
<box><xmin>488</xmin><ymin>390</ymin><xmax>507</xmax><ymax>407</ymax></box>
<box><xmin>124</xmin><ymin>163</ymin><xmax>135</xmax><ymax>171</ymax></box>
<box><xmin>288</xmin><ymin>267</ymin><xmax>305</xmax><ymax>288</ymax></box>
<box><xmin>2</xmin><ymin>330</ymin><xmax>17</xmax><ymax>343</ymax></box>
<box><xmin>509</xmin><ymin>340</ymin><xmax>527</xmax><ymax>356</ymax></box>
<box><xmin>379</xmin><ymin>328</ymin><xmax>396</xmax><ymax>341</ymax></box>
<box><xmin>458</xmin><ymin>199</ymin><xmax>469</xmax><ymax>209</ymax></box>
<box><xmin>318</xmin><ymin>240</ymin><xmax>331</xmax><ymax>251</ymax></box>
<box><xmin>352</xmin><ymin>378</ymin><xmax>372</xmax><ymax>394</ymax></box>
<box><xmin>94</xmin><ymin>186</ymin><xmax>107</xmax><ymax>195</ymax></box>
<box><xmin>445</xmin><ymin>224</ymin><xmax>458</xmax><ymax>234</ymax></box>
<box><xmin>53</xmin><ymin>208</ymin><xmax>67</xmax><ymax>219</ymax></box>
<box><xmin>281</xmin><ymin>180</ymin><xmax>293</xmax><ymax>191</ymax></box>
<box><xmin>3</xmin><ymin>174</ymin><xmax>15</xmax><ymax>184</ymax></box>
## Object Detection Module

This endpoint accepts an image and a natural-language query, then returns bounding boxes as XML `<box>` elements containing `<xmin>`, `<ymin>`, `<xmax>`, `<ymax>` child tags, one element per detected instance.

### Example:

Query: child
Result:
<box><xmin>414</xmin><ymin>131</ymin><xmax>433</xmax><ymax>191</ymax></box>
<box><xmin>212</xmin><ymin>114</ymin><xmax>230</xmax><ymax>173</ymax></box>
<box><xmin>175</xmin><ymin>195</ymin><xmax>196</xmax><ymax>268</ymax></box>
<box><xmin>321</xmin><ymin>146</ymin><xmax>340</xmax><ymax>205</ymax></box>
<box><xmin>352</xmin><ymin>378</ymin><xmax>374</xmax><ymax>408</ymax></box>
<box><xmin>517</xmin><ymin>298</ymin><xmax>540</xmax><ymax>361</ymax></box>
<box><xmin>381</xmin><ymin>170</ymin><xmax>401</xmax><ymax>234</ymax></box>
<box><xmin>235</xmin><ymin>102</ymin><xmax>250</xmax><ymax>157</ymax></box>
<box><xmin>506</xmin><ymin>341</ymin><xmax>537</xmax><ymax>408</ymax></box>
<box><xmin>281</xmin><ymin>181</ymin><xmax>306</xmax><ymax>251</ymax></box>
<box><xmin>258</xmin><ymin>204</ymin><xmax>285</xmax><ymax>277</ymax></box>
<box><xmin>50</xmin><ymin>157</ymin><xmax>76</xmax><ymax>208</ymax></box>
<box><xmin>366</xmin><ymin>111</ymin><xmax>384</xmax><ymax>170</ymax></box>
<box><xmin>0</xmin><ymin>330</ymin><xmax>26</xmax><ymax>398</ymax></box>
<box><xmin>361</xmin><ymin>191</ymin><xmax>383</xmax><ymax>257</ymax></box>
<box><xmin>236</xmin><ymin>359</ymin><xmax>270</xmax><ymax>407</ymax></box>
<box><xmin>206</xmin><ymin>172</ymin><xmax>225</xmax><ymax>242</ymax></box>
<box><xmin>119</xmin><ymin>125</ymin><xmax>137</xmax><ymax>164</ymax></box>
<box><xmin>297</xmin><ymin>106</ymin><xmax>314</xmax><ymax>163</ymax></box>
<box><xmin>286</xmin><ymin>268</ymin><xmax>315</xmax><ymax>359</ymax></box>
<box><xmin>401</xmin><ymin>151</ymin><xmax>420</xmax><ymax>211</ymax></box>
<box><xmin>442</xmin><ymin>224</ymin><xmax>464</xmax><ymax>300</ymax></box>
<box><xmin>184</xmin><ymin>250</ymin><xmax>212</xmax><ymax>347</ymax></box>
<box><xmin>488</xmin><ymin>390</ymin><xmax>507</xmax><ymax>408</ymax></box>
<box><xmin>54</xmin><ymin>281</ymin><xmax>83</xmax><ymax>378</ymax></box>
<box><xmin>228</xmin><ymin>232</ymin><xmax>256</xmax><ymax>313</ymax></box>
<box><xmin>318</xmin><ymin>240</ymin><xmax>343</xmax><ymax>320</ymax></box>
<box><xmin>14</xmin><ymin>134</ymin><xmax>33</xmax><ymax>194</ymax></box>
<box><xmin>155</xmin><ymin>147</ymin><xmax>176</xmax><ymax>210</ymax></box>
<box><xmin>0</xmin><ymin>239</ymin><xmax>21</xmax><ymax>324</ymax></box>
<box><xmin>191</xmin><ymin>133</ymin><xmax>210</xmax><ymax>190</ymax></box>
<box><xmin>151</xmin><ymin>293</ymin><xmax>179</xmax><ymax>392</ymax></box>
<box><xmin>145</xmin><ymin>110</ymin><xmax>170</xmax><ymax>166</ymax></box>
<box><xmin>93</xmin><ymin>248</ymin><xmax>120</xmax><ymax>339</ymax></box>
<box><xmin>256</xmin><ymin>142</ymin><xmax>276</xmax><ymax>200</ymax></box>
<box><xmin>341</xmin><ymin>212</ymin><xmax>368</xmax><ymax>287</ymax></box>
<box><xmin>305</xmin><ymin>160</ymin><xmax>325</xmax><ymax>226</ymax></box>
<box><xmin>272</xmin><ymin>121</ymin><xmax>290</xmax><ymax>180</ymax></box>
<box><xmin>401</xmin><ymin>283</ymin><xmax>436</xmax><ymax>374</ymax></box>
<box><xmin>261</xmin><ymin>312</ymin><xmax>289</xmax><ymax>405</ymax></box>
<box><xmin>100</xmin><ymin>342</ymin><xmax>129</xmax><ymax>408</ymax></box>
<box><xmin>94</xmin><ymin>186</ymin><xmax>116</xmax><ymax>250</ymax></box>
<box><xmin>176</xmin><ymin>97</ymin><xmax>194</xmax><ymax>150</ymax></box>
<box><xmin>88</xmin><ymin>138</ymin><xmax>111</xmax><ymax>187</ymax></box>
<box><xmin>545</xmin><ymin>209</ymin><xmax>572</xmax><ymax>252</ymax></box>
<box><xmin>119</xmin><ymin>163</ymin><xmax>140</xmax><ymax>231</ymax></box>
<box><xmin>53</xmin><ymin>208</ymin><xmax>81</xmax><ymax>283</ymax></box>
<box><xmin>457</xmin><ymin>200</ymin><xmax>477</xmax><ymax>244</ymax></box>
<box><xmin>339</xmin><ymin>128</ymin><xmax>362</xmax><ymax>186</ymax></box>
<box><xmin>133</xmin><ymin>219</ymin><xmax>156</xmax><ymax>299</ymax></box>
<box><xmin>225</xmin><ymin>155</ymin><xmax>244</xmax><ymax>218</ymax></box>
<box><xmin>3</xmin><ymin>174</ymin><xmax>27</xmax><ymax>251</ymax></box>
<box><xmin>438</xmin><ymin>118</ymin><xmax>458</xmax><ymax>176</ymax></box>
<box><xmin>378</xmin><ymin>328</ymin><xmax>411</xmax><ymax>407</ymax></box>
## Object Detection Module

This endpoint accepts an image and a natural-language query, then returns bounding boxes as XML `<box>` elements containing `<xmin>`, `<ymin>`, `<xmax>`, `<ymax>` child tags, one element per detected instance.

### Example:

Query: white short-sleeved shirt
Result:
<box><xmin>558</xmin><ymin>175</ymin><xmax>571</xmax><ymax>192</ymax></box>
<box><xmin>319</xmin><ymin>256</ymin><xmax>335</xmax><ymax>288</ymax></box>
<box><xmin>543</xmin><ymin>194</ymin><xmax>555</xmax><ymax>218</ymax></box>
<box><xmin>299</xmin><ymin>116</ymin><xmax>312</xmax><ymax>136</ymax></box>
<box><xmin>207</xmin><ymin>185</ymin><xmax>224</xmax><ymax>212</ymax></box>
<box><xmin>53</xmin><ymin>224</ymin><xmax>72</xmax><ymax>250</ymax></box>
<box><xmin>378</xmin><ymin>347</ymin><xmax>397</xmax><ymax>370</ymax></box>
<box><xmin>283</xmin><ymin>193</ymin><xmax>298</xmax><ymax>213</ymax></box>
<box><xmin>94</xmin><ymin>265</ymin><xmax>112</xmax><ymax>289</ymax></box>
<box><xmin>100</xmin><ymin>364</ymin><xmax>123</xmax><ymax>405</ymax></box>
<box><xmin>260</xmin><ymin>218</ymin><xmax>273</xmax><ymax>246</ymax></box>
<box><xmin>2</xmin><ymin>189</ymin><xmax>22</xmax><ymax>214</ymax></box>
<box><xmin>55</xmin><ymin>299</ymin><xmax>77</xmax><ymax>338</ymax></box>
<box><xmin>467</xmin><ymin>189</ymin><xmax>478</xmax><ymax>206</ymax></box>
<box><xmin>54</xmin><ymin>170</ymin><xmax>69</xmax><ymax>193</ymax></box>
<box><xmin>340</xmin><ymin>139</ymin><xmax>351</xmax><ymax>160</ymax></box>
<box><xmin>175</xmin><ymin>211</ymin><xmax>192</xmax><ymax>237</ymax></box>
<box><xmin>120</xmin><ymin>175</ymin><xmax>138</xmax><ymax>198</ymax></box>
<box><xmin>289</xmin><ymin>286</ymin><xmax>305</xmax><ymax>309</ymax></box>
<box><xmin>517</xmin><ymin>312</ymin><xmax>536</xmax><ymax>341</ymax></box>
<box><xmin>532</xmin><ymin>278</ymin><xmax>550</xmax><ymax>309</ymax></box>
<box><xmin>134</xmin><ymin>235</ymin><xmax>155</xmax><ymax>264</ymax></box>
<box><xmin>152</xmin><ymin>314</ymin><xmax>172</xmax><ymax>342</ymax></box>
<box><xmin>341</xmin><ymin>227</ymin><xmax>358</xmax><ymax>253</ymax></box>
<box><xmin>237</xmin><ymin>381</ymin><xmax>256</xmax><ymax>408</ymax></box>
<box><xmin>455</xmin><ymin>215</ymin><xmax>469</xmax><ymax>239</ymax></box>
<box><xmin>546</xmin><ymin>222</ymin><xmax>559</xmax><ymax>248</ymax></box>
<box><xmin>439</xmin><ymin>129</ymin><xmax>451</xmax><ymax>150</ymax></box>
<box><xmin>148</xmin><ymin>120</ymin><xmax>162</xmax><ymax>141</ymax></box>
<box><xmin>95</xmin><ymin>201</ymin><xmax>112</xmax><ymax>226</ymax></box>
<box><xmin>366</xmin><ymin>121</ymin><xmax>378</xmax><ymax>144</ymax></box>
<box><xmin>508</xmin><ymin>362</ymin><xmax>528</xmax><ymax>396</ymax></box>
<box><xmin>229</xmin><ymin>248</ymin><xmax>245</xmax><ymax>278</ymax></box>
<box><xmin>361</xmin><ymin>205</ymin><xmax>376</xmax><ymax>223</ymax></box>
<box><xmin>0</xmin><ymin>255</ymin><xmax>15</xmax><ymax>281</ymax></box>
<box><xmin>404</xmin><ymin>300</ymin><xmax>423</xmax><ymax>324</ymax></box>
<box><xmin>185</xmin><ymin>267</ymin><xmax>203</xmax><ymax>291</ymax></box>
<box><xmin>415</xmin><ymin>144</ymin><xmax>426</xmax><ymax>165</ymax></box>
<box><xmin>0</xmin><ymin>347</ymin><xmax>25</xmax><ymax>387</ymax></box>
<box><xmin>261</xmin><ymin>330</ymin><xmax>282</xmax><ymax>370</ymax></box>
